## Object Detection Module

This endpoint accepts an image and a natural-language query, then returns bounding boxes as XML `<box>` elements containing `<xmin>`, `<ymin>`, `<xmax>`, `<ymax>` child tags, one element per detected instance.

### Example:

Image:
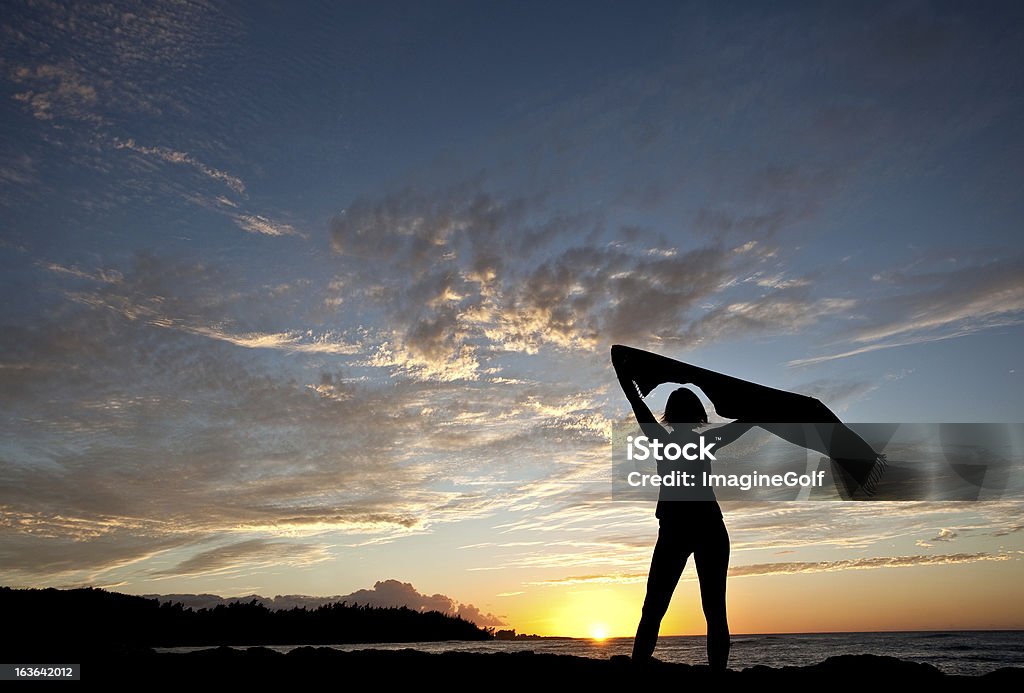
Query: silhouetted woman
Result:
<box><xmin>612</xmin><ymin>349</ymin><xmax>753</xmax><ymax>670</ymax></box>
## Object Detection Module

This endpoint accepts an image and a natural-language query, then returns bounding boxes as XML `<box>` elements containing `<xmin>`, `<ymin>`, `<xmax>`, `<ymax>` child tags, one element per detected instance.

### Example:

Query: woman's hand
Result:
<box><xmin>611</xmin><ymin>345</ymin><xmax>663</xmax><ymax>397</ymax></box>
<box><xmin>612</xmin><ymin>346</ymin><xmax>663</xmax><ymax>430</ymax></box>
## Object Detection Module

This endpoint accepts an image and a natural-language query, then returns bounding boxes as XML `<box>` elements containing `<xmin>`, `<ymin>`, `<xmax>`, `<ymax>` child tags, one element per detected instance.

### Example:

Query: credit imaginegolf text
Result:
<box><xmin>626</xmin><ymin>469</ymin><xmax>827</xmax><ymax>491</ymax></box>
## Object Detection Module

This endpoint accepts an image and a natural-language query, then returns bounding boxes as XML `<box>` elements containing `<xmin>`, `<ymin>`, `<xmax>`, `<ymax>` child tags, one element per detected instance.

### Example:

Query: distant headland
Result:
<box><xmin>3</xmin><ymin>585</ymin><xmax>493</xmax><ymax>658</ymax></box>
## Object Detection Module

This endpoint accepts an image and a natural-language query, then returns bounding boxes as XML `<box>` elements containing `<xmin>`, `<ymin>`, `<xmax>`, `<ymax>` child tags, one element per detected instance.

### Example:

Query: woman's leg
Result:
<box><xmin>694</xmin><ymin>518</ymin><xmax>730</xmax><ymax>671</ymax></box>
<box><xmin>632</xmin><ymin>523</ymin><xmax>690</xmax><ymax>661</ymax></box>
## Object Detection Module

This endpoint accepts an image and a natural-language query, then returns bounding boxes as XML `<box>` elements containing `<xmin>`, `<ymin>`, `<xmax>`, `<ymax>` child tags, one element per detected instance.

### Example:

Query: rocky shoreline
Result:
<box><xmin>71</xmin><ymin>647</ymin><xmax>1024</xmax><ymax>686</ymax></box>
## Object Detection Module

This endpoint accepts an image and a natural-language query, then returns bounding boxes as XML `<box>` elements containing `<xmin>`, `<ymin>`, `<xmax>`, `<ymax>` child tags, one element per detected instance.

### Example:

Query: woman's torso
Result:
<box><xmin>655</xmin><ymin>428</ymin><xmax>721</xmax><ymax>520</ymax></box>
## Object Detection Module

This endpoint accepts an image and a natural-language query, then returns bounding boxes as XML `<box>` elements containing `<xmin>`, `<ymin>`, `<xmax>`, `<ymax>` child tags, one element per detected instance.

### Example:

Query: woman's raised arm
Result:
<box><xmin>704</xmin><ymin>420</ymin><xmax>756</xmax><ymax>450</ymax></box>
<box><xmin>612</xmin><ymin>347</ymin><xmax>667</xmax><ymax>436</ymax></box>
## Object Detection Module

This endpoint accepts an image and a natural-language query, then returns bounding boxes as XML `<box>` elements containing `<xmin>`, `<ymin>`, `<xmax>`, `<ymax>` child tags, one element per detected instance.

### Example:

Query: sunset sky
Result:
<box><xmin>2</xmin><ymin>1</ymin><xmax>1023</xmax><ymax>638</ymax></box>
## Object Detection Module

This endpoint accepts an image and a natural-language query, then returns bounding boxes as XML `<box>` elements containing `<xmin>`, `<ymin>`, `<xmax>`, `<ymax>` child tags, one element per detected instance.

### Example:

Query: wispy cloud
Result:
<box><xmin>2</xmin><ymin>3</ymin><xmax>303</xmax><ymax>244</ymax></box>
<box><xmin>151</xmin><ymin>539</ymin><xmax>330</xmax><ymax>578</ymax></box>
<box><xmin>41</xmin><ymin>262</ymin><xmax>123</xmax><ymax>284</ymax></box>
<box><xmin>526</xmin><ymin>552</ymin><xmax>1014</xmax><ymax>585</ymax></box>
<box><xmin>152</xmin><ymin>320</ymin><xmax>360</xmax><ymax>355</ymax></box>
<box><xmin>51</xmin><ymin>255</ymin><xmax>358</xmax><ymax>355</ymax></box>
<box><xmin>791</xmin><ymin>259</ymin><xmax>1024</xmax><ymax>366</ymax></box>
<box><xmin>232</xmin><ymin>214</ymin><xmax>300</xmax><ymax>237</ymax></box>
<box><xmin>528</xmin><ymin>573</ymin><xmax>647</xmax><ymax>587</ymax></box>
<box><xmin>113</xmin><ymin>138</ymin><xmax>246</xmax><ymax>195</ymax></box>
<box><xmin>11</xmin><ymin>64</ymin><xmax>99</xmax><ymax>122</ymax></box>
<box><xmin>728</xmin><ymin>551</ymin><xmax>1012</xmax><ymax>577</ymax></box>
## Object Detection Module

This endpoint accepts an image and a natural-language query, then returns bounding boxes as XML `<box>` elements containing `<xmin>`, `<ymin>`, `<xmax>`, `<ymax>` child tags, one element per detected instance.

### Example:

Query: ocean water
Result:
<box><xmin>158</xmin><ymin>631</ymin><xmax>1024</xmax><ymax>676</ymax></box>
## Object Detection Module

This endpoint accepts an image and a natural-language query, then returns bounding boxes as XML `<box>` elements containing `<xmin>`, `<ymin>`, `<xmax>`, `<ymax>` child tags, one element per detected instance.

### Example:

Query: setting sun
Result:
<box><xmin>541</xmin><ymin>588</ymin><xmax>641</xmax><ymax>638</ymax></box>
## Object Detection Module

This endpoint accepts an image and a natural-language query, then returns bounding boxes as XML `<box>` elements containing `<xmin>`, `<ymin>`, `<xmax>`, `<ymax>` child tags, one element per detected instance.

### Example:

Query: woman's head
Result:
<box><xmin>662</xmin><ymin>387</ymin><xmax>708</xmax><ymax>428</ymax></box>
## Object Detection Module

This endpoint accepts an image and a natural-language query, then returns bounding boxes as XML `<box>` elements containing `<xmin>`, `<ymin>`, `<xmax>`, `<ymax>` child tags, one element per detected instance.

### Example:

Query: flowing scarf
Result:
<box><xmin>612</xmin><ymin>344</ymin><xmax>886</xmax><ymax>499</ymax></box>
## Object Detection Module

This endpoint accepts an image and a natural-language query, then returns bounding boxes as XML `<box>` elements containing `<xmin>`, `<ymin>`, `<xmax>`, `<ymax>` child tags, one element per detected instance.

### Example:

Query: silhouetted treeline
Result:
<box><xmin>2</xmin><ymin>586</ymin><xmax>493</xmax><ymax>656</ymax></box>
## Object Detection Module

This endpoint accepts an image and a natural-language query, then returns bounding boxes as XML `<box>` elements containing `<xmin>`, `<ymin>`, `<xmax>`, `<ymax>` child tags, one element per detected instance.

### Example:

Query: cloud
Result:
<box><xmin>791</xmin><ymin>259</ymin><xmax>1024</xmax><ymax>366</ymax></box>
<box><xmin>685</xmin><ymin>291</ymin><xmax>857</xmax><ymax>344</ymax></box>
<box><xmin>529</xmin><ymin>552</ymin><xmax>1013</xmax><ymax>585</ymax></box>
<box><xmin>232</xmin><ymin>214</ymin><xmax>300</xmax><ymax>237</ymax></box>
<box><xmin>11</xmin><ymin>64</ymin><xmax>99</xmax><ymax>122</ymax></box>
<box><xmin>0</xmin><ymin>526</ymin><xmax>196</xmax><ymax>580</ymax></box>
<box><xmin>528</xmin><ymin>573</ymin><xmax>647</xmax><ymax>587</ymax></box>
<box><xmin>849</xmin><ymin>262</ymin><xmax>1024</xmax><ymax>345</ymax></box>
<box><xmin>2</xmin><ymin>4</ymin><xmax>301</xmax><ymax>243</ymax></box>
<box><xmin>2</xmin><ymin>253</ymin><xmax>630</xmax><ymax>585</ymax></box>
<box><xmin>50</xmin><ymin>254</ymin><xmax>359</xmax><ymax>355</ymax></box>
<box><xmin>450</xmin><ymin>603</ymin><xmax>504</xmax><ymax>627</ymax></box>
<box><xmin>151</xmin><ymin>539</ymin><xmax>330</xmax><ymax>578</ymax></box>
<box><xmin>728</xmin><ymin>552</ymin><xmax>1011</xmax><ymax>578</ymax></box>
<box><xmin>329</xmin><ymin>184</ymin><xmax>859</xmax><ymax>381</ymax></box>
<box><xmin>41</xmin><ymin>262</ymin><xmax>123</xmax><ymax>284</ymax></box>
<box><xmin>3</xmin><ymin>1</ymin><xmax>237</xmax><ymax>124</ymax></box>
<box><xmin>479</xmin><ymin>501</ymin><xmax>1024</xmax><ymax>585</ymax></box>
<box><xmin>720</xmin><ymin>503</ymin><xmax>961</xmax><ymax>552</ymax></box>
<box><xmin>151</xmin><ymin>321</ymin><xmax>360</xmax><ymax>355</ymax></box>
<box><xmin>143</xmin><ymin>579</ymin><xmax>505</xmax><ymax>627</ymax></box>
<box><xmin>0</xmin><ymin>152</ymin><xmax>37</xmax><ymax>189</ymax></box>
<box><xmin>334</xmin><ymin>579</ymin><xmax>504</xmax><ymax>626</ymax></box>
<box><xmin>113</xmin><ymin>138</ymin><xmax>246</xmax><ymax>195</ymax></box>
<box><xmin>363</xmin><ymin>340</ymin><xmax>482</xmax><ymax>383</ymax></box>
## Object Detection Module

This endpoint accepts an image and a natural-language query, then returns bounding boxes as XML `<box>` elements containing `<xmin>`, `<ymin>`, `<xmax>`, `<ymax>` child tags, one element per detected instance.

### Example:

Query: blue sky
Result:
<box><xmin>1</xmin><ymin>1</ymin><xmax>1023</xmax><ymax>635</ymax></box>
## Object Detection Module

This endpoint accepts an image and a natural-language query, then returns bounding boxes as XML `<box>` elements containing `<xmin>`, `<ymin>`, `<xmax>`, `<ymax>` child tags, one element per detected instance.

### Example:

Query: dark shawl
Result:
<box><xmin>611</xmin><ymin>344</ymin><xmax>886</xmax><ymax>498</ymax></box>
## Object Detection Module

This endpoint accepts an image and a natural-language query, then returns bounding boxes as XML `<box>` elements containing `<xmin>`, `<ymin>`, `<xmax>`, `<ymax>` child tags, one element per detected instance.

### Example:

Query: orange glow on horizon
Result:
<box><xmin>491</xmin><ymin>560</ymin><xmax>1024</xmax><ymax>638</ymax></box>
<box><xmin>511</xmin><ymin>586</ymin><xmax>641</xmax><ymax>639</ymax></box>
